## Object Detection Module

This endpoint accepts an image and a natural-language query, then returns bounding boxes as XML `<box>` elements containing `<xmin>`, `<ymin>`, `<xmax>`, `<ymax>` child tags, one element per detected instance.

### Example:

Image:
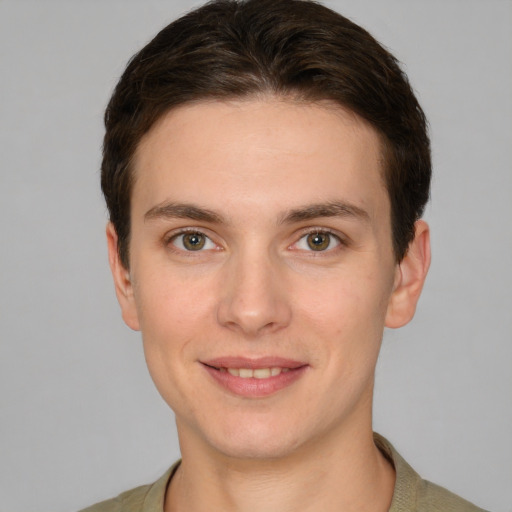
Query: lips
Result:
<box><xmin>201</xmin><ymin>357</ymin><xmax>308</xmax><ymax>397</ymax></box>
<box><xmin>223</xmin><ymin>367</ymin><xmax>289</xmax><ymax>378</ymax></box>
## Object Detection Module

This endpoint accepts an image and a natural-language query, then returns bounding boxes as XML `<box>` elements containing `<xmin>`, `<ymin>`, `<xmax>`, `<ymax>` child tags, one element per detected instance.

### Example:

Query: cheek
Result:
<box><xmin>133</xmin><ymin>263</ymin><xmax>217</xmax><ymax>334</ymax></box>
<box><xmin>294</xmin><ymin>267</ymin><xmax>393</xmax><ymax>381</ymax></box>
<box><xmin>133</xmin><ymin>271</ymin><xmax>211</xmax><ymax>408</ymax></box>
<box><xmin>131</xmin><ymin>267</ymin><xmax>218</xmax><ymax>391</ymax></box>
<box><xmin>298</xmin><ymin>270</ymin><xmax>390</xmax><ymax>331</ymax></box>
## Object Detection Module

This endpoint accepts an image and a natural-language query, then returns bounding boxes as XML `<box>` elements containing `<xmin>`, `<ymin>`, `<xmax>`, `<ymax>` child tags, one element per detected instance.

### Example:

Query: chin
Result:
<box><xmin>211</xmin><ymin>433</ymin><xmax>301</xmax><ymax>461</ymax></box>
<box><xmin>195</xmin><ymin>413</ymin><xmax>309</xmax><ymax>461</ymax></box>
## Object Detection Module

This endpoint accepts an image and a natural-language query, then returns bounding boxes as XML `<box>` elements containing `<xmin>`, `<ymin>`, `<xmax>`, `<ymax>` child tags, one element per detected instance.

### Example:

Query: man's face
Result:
<box><xmin>110</xmin><ymin>98</ymin><xmax>417</xmax><ymax>460</ymax></box>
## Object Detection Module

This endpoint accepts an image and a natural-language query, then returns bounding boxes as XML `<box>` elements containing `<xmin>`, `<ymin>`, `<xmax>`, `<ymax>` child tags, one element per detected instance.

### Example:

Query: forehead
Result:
<box><xmin>132</xmin><ymin>98</ymin><xmax>388</xmax><ymax>222</ymax></box>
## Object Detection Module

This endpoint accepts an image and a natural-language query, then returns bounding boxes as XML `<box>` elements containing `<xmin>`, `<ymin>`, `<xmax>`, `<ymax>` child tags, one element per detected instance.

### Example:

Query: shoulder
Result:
<box><xmin>374</xmin><ymin>433</ymin><xmax>489</xmax><ymax>512</ymax></box>
<box><xmin>78</xmin><ymin>464</ymin><xmax>178</xmax><ymax>512</ymax></box>
<box><xmin>416</xmin><ymin>479</ymin><xmax>489</xmax><ymax>512</ymax></box>
<box><xmin>78</xmin><ymin>483</ymin><xmax>151</xmax><ymax>512</ymax></box>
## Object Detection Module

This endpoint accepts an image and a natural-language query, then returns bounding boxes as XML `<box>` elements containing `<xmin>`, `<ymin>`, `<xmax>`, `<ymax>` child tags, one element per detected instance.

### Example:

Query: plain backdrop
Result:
<box><xmin>1</xmin><ymin>1</ymin><xmax>511</xmax><ymax>511</ymax></box>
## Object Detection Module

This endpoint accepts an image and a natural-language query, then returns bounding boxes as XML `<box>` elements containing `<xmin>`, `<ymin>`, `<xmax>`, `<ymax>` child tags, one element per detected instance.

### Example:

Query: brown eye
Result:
<box><xmin>170</xmin><ymin>231</ymin><xmax>217</xmax><ymax>253</ymax></box>
<box><xmin>306</xmin><ymin>232</ymin><xmax>331</xmax><ymax>251</ymax></box>
<box><xmin>182</xmin><ymin>233</ymin><xmax>206</xmax><ymax>250</ymax></box>
<box><xmin>168</xmin><ymin>232</ymin><xmax>211</xmax><ymax>251</ymax></box>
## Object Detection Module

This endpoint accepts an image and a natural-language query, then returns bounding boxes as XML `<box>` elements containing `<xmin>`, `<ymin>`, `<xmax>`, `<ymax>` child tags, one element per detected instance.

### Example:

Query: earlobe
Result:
<box><xmin>106</xmin><ymin>223</ymin><xmax>141</xmax><ymax>331</ymax></box>
<box><xmin>385</xmin><ymin>220</ymin><xmax>431</xmax><ymax>329</ymax></box>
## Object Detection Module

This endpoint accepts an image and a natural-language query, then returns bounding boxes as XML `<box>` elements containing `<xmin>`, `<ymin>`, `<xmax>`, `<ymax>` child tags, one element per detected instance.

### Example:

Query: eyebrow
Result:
<box><xmin>144</xmin><ymin>200</ymin><xmax>370</xmax><ymax>225</ymax></box>
<box><xmin>144</xmin><ymin>202</ymin><xmax>225</xmax><ymax>224</ymax></box>
<box><xmin>279</xmin><ymin>201</ymin><xmax>370</xmax><ymax>224</ymax></box>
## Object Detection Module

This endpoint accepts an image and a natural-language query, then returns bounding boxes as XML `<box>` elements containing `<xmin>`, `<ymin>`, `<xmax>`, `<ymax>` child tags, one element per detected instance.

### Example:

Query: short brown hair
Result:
<box><xmin>102</xmin><ymin>0</ymin><xmax>431</xmax><ymax>268</ymax></box>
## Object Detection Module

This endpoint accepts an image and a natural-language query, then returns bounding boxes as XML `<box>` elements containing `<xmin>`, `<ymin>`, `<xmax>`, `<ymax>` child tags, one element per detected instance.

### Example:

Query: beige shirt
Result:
<box><xmin>80</xmin><ymin>434</ymin><xmax>488</xmax><ymax>512</ymax></box>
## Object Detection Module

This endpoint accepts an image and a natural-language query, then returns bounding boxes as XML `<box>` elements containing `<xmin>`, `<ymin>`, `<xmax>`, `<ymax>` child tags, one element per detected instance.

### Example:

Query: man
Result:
<box><xmin>83</xmin><ymin>0</ymin><xmax>488</xmax><ymax>510</ymax></box>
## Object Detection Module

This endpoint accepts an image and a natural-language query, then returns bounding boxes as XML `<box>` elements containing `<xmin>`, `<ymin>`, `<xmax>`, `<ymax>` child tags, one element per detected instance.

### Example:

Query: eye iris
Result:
<box><xmin>183</xmin><ymin>233</ymin><xmax>206</xmax><ymax>251</ymax></box>
<box><xmin>307</xmin><ymin>232</ymin><xmax>330</xmax><ymax>251</ymax></box>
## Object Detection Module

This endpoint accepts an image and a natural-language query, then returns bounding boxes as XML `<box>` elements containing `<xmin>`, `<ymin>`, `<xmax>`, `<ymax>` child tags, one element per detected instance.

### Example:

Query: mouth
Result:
<box><xmin>207</xmin><ymin>365</ymin><xmax>291</xmax><ymax>378</ymax></box>
<box><xmin>201</xmin><ymin>357</ymin><xmax>308</xmax><ymax>397</ymax></box>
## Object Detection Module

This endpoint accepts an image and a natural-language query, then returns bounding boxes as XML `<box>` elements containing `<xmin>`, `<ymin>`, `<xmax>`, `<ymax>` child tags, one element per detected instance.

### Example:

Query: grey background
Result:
<box><xmin>1</xmin><ymin>1</ymin><xmax>511</xmax><ymax>511</ymax></box>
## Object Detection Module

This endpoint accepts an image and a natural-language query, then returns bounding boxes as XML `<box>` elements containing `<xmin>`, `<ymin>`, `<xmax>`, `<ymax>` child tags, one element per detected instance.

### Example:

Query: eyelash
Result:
<box><xmin>164</xmin><ymin>227</ymin><xmax>346</xmax><ymax>254</ymax></box>
<box><xmin>165</xmin><ymin>228</ymin><xmax>219</xmax><ymax>254</ymax></box>
<box><xmin>292</xmin><ymin>228</ymin><xmax>345</xmax><ymax>254</ymax></box>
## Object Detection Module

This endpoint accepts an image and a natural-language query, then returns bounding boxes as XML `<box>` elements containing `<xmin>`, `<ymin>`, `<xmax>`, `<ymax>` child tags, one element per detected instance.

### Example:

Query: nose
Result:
<box><xmin>216</xmin><ymin>249</ymin><xmax>292</xmax><ymax>338</ymax></box>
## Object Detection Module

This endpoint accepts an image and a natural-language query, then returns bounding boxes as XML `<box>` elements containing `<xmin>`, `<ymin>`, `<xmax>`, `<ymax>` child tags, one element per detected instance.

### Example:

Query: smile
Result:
<box><xmin>201</xmin><ymin>358</ymin><xmax>307</xmax><ymax>397</ymax></box>
<box><xmin>218</xmin><ymin>367</ymin><xmax>290</xmax><ymax>378</ymax></box>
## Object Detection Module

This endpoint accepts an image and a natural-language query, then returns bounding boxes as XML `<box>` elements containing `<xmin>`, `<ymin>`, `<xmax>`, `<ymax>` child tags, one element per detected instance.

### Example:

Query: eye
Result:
<box><xmin>295</xmin><ymin>231</ymin><xmax>341</xmax><ymax>252</ymax></box>
<box><xmin>171</xmin><ymin>231</ymin><xmax>216</xmax><ymax>251</ymax></box>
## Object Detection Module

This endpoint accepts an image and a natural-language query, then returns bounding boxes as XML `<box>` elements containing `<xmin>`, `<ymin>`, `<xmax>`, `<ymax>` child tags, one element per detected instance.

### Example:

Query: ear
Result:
<box><xmin>385</xmin><ymin>220</ymin><xmax>431</xmax><ymax>329</ymax></box>
<box><xmin>106</xmin><ymin>222</ymin><xmax>140</xmax><ymax>331</ymax></box>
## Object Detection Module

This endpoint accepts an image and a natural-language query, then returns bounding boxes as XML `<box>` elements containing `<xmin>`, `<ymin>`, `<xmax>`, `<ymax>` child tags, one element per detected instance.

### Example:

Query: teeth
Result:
<box><xmin>253</xmin><ymin>368</ymin><xmax>270</xmax><ymax>379</ymax></box>
<box><xmin>225</xmin><ymin>367</ymin><xmax>286</xmax><ymax>379</ymax></box>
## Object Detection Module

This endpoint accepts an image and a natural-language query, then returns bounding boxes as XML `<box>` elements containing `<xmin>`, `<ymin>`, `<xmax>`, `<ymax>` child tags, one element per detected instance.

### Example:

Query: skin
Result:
<box><xmin>107</xmin><ymin>97</ymin><xmax>430</xmax><ymax>512</ymax></box>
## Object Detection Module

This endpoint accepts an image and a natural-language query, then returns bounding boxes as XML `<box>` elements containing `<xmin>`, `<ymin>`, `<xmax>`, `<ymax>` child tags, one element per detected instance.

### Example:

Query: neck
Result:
<box><xmin>165</xmin><ymin>419</ymin><xmax>395</xmax><ymax>512</ymax></box>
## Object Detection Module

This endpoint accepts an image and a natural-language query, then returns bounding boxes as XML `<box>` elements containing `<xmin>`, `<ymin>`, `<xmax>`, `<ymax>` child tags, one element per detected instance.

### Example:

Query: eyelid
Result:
<box><xmin>290</xmin><ymin>227</ymin><xmax>347</xmax><ymax>252</ymax></box>
<box><xmin>163</xmin><ymin>225</ymin><xmax>348</xmax><ymax>254</ymax></box>
<box><xmin>164</xmin><ymin>227</ymin><xmax>222</xmax><ymax>252</ymax></box>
